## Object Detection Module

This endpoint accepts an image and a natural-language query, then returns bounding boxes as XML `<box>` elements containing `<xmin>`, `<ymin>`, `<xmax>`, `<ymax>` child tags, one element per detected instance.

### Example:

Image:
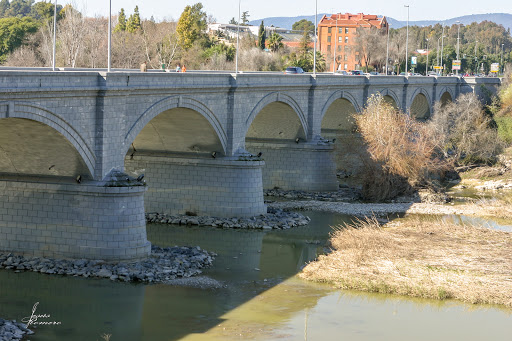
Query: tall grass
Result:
<box><xmin>301</xmin><ymin>217</ymin><xmax>512</xmax><ymax>307</ymax></box>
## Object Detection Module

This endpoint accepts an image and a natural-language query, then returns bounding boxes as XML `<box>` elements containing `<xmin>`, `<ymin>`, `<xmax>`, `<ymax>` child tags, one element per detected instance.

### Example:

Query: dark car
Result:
<box><xmin>285</xmin><ymin>67</ymin><xmax>305</xmax><ymax>74</ymax></box>
<box><xmin>349</xmin><ymin>70</ymin><xmax>364</xmax><ymax>75</ymax></box>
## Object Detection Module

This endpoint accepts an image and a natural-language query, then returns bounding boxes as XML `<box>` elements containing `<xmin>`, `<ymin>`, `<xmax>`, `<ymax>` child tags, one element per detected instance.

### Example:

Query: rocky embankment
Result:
<box><xmin>0</xmin><ymin>319</ymin><xmax>33</xmax><ymax>341</ymax></box>
<box><xmin>146</xmin><ymin>207</ymin><xmax>310</xmax><ymax>229</ymax></box>
<box><xmin>264</xmin><ymin>187</ymin><xmax>361</xmax><ymax>201</ymax></box>
<box><xmin>0</xmin><ymin>245</ymin><xmax>215</xmax><ymax>284</ymax></box>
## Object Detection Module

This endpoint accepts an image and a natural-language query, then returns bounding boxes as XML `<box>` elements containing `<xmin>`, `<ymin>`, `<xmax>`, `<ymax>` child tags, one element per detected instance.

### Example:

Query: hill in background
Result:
<box><xmin>249</xmin><ymin>13</ymin><xmax>512</xmax><ymax>31</ymax></box>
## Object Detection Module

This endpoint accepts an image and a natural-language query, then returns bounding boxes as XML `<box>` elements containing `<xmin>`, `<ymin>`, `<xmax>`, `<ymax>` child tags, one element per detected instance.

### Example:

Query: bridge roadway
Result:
<box><xmin>0</xmin><ymin>69</ymin><xmax>500</xmax><ymax>259</ymax></box>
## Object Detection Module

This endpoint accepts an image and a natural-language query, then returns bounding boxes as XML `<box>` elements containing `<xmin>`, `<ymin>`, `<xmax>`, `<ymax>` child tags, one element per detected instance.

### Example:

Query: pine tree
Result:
<box><xmin>126</xmin><ymin>6</ymin><xmax>141</xmax><ymax>33</ymax></box>
<box><xmin>258</xmin><ymin>21</ymin><xmax>265</xmax><ymax>50</ymax></box>
<box><xmin>114</xmin><ymin>8</ymin><xmax>126</xmax><ymax>32</ymax></box>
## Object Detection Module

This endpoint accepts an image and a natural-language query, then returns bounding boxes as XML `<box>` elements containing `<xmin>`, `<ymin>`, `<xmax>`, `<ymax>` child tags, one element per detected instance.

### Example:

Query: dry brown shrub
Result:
<box><xmin>301</xmin><ymin>217</ymin><xmax>512</xmax><ymax>307</ymax></box>
<box><xmin>355</xmin><ymin>94</ymin><xmax>451</xmax><ymax>201</ymax></box>
<box><xmin>430</xmin><ymin>93</ymin><xmax>503</xmax><ymax>165</ymax></box>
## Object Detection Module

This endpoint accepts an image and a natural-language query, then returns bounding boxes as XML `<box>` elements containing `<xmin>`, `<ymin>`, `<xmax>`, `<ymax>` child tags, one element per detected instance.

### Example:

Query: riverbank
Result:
<box><xmin>0</xmin><ymin>245</ymin><xmax>215</xmax><ymax>284</ymax></box>
<box><xmin>300</xmin><ymin>217</ymin><xmax>512</xmax><ymax>308</ymax></box>
<box><xmin>269</xmin><ymin>198</ymin><xmax>512</xmax><ymax>219</ymax></box>
<box><xmin>0</xmin><ymin>318</ymin><xmax>33</xmax><ymax>341</ymax></box>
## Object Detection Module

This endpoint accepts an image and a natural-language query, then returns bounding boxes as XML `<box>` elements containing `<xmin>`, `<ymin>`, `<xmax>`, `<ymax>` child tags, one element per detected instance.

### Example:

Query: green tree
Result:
<box><xmin>0</xmin><ymin>0</ymin><xmax>10</xmax><ymax>18</ymax></box>
<box><xmin>292</xmin><ymin>19</ymin><xmax>314</xmax><ymax>34</ymax></box>
<box><xmin>5</xmin><ymin>0</ymin><xmax>33</xmax><ymax>18</ymax></box>
<box><xmin>268</xmin><ymin>32</ymin><xmax>283</xmax><ymax>52</ymax></box>
<box><xmin>258</xmin><ymin>21</ymin><xmax>265</xmax><ymax>50</ymax></box>
<box><xmin>30</xmin><ymin>1</ymin><xmax>63</xmax><ymax>21</ymax></box>
<box><xmin>241</xmin><ymin>11</ymin><xmax>249</xmax><ymax>25</ymax></box>
<box><xmin>114</xmin><ymin>8</ymin><xmax>127</xmax><ymax>32</ymax></box>
<box><xmin>0</xmin><ymin>16</ymin><xmax>38</xmax><ymax>61</ymax></box>
<box><xmin>176</xmin><ymin>3</ymin><xmax>207</xmax><ymax>50</ymax></box>
<box><xmin>229</xmin><ymin>17</ymin><xmax>237</xmax><ymax>25</ymax></box>
<box><xmin>204</xmin><ymin>42</ymin><xmax>235</xmax><ymax>61</ymax></box>
<box><xmin>126</xmin><ymin>6</ymin><xmax>141</xmax><ymax>33</ymax></box>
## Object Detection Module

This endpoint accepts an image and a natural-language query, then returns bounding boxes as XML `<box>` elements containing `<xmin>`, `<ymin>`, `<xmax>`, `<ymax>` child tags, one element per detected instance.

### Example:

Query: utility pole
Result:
<box><xmin>386</xmin><ymin>23</ymin><xmax>391</xmax><ymax>75</ymax></box>
<box><xmin>404</xmin><ymin>5</ymin><xmax>409</xmax><ymax>75</ymax></box>
<box><xmin>501</xmin><ymin>43</ymin><xmax>505</xmax><ymax>75</ymax></box>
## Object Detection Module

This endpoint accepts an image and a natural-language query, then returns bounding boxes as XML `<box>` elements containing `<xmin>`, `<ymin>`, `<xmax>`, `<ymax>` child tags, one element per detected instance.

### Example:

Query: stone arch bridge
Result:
<box><xmin>0</xmin><ymin>70</ymin><xmax>500</xmax><ymax>260</ymax></box>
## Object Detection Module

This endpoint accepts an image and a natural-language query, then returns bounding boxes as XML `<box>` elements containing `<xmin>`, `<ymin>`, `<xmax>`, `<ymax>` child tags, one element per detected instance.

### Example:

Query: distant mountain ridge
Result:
<box><xmin>249</xmin><ymin>13</ymin><xmax>512</xmax><ymax>31</ymax></box>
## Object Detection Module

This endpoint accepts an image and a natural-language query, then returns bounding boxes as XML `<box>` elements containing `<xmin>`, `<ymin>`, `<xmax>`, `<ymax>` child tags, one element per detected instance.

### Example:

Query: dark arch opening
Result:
<box><xmin>440</xmin><ymin>92</ymin><xmax>453</xmax><ymax>107</ymax></box>
<box><xmin>246</xmin><ymin>102</ymin><xmax>306</xmax><ymax>142</ymax></box>
<box><xmin>410</xmin><ymin>93</ymin><xmax>431</xmax><ymax>121</ymax></box>
<box><xmin>0</xmin><ymin>118</ymin><xmax>91</xmax><ymax>180</ymax></box>
<box><xmin>383</xmin><ymin>95</ymin><xmax>399</xmax><ymax>110</ymax></box>
<box><xmin>127</xmin><ymin>107</ymin><xmax>225</xmax><ymax>158</ymax></box>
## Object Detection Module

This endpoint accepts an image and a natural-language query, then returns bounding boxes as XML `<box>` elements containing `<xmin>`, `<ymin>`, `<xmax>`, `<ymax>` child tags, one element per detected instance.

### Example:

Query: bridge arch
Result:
<box><xmin>124</xmin><ymin>96</ymin><xmax>227</xmax><ymax>156</ymax></box>
<box><xmin>0</xmin><ymin>102</ymin><xmax>95</xmax><ymax>177</ymax></box>
<box><xmin>438</xmin><ymin>87</ymin><xmax>454</xmax><ymax>107</ymax></box>
<box><xmin>320</xmin><ymin>90</ymin><xmax>361</xmax><ymax>123</ymax></box>
<box><xmin>409</xmin><ymin>88</ymin><xmax>432</xmax><ymax>120</ymax></box>
<box><xmin>376</xmin><ymin>89</ymin><xmax>401</xmax><ymax>109</ymax></box>
<box><xmin>245</xmin><ymin>92</ymin><xmax>308</xmax><ymax>140</ymax></box>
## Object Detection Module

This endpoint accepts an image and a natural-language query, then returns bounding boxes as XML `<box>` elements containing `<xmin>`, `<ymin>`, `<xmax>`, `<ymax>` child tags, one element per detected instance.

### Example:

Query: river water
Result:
<box><xmin>0</xmin><ymin>211</ymin><xmax>511</xmax><ymax>340</ymax></box>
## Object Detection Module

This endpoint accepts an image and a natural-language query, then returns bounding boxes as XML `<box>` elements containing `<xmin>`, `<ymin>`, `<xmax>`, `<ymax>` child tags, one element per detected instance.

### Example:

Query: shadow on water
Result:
<box><xmin>0</xmin><ymin>211</ymin><xmax>352</xmax><ymax>340</ymax></box>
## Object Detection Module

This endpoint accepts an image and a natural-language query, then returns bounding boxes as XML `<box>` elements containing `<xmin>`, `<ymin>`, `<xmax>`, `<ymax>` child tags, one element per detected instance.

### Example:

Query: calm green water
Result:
<box><xmin>0</xmin><ymin>211</ymin><xmax>511</xmax><ymax>341</ymax></box>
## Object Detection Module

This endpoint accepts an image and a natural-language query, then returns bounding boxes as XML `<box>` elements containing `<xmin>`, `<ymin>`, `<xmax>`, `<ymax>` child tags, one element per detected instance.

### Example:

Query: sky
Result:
<box><xmin>77</xmin><ymin>0</ymin><xmax>511</xmax><ymax>23</ymax></box>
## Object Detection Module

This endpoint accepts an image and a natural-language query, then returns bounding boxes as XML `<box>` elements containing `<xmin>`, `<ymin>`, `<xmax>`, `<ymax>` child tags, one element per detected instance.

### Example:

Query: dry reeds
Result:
<box><xmin>301</xmin><ymin>217</ymin><xmax>512</xmax><ymax>308</ymax></box>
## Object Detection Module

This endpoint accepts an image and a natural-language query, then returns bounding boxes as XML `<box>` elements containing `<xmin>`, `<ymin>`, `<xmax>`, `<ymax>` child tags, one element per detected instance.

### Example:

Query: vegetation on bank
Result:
<box><xmin>300</xmin><ymin>217</ymin><xmax>512</xmax><ymax>308</ymax></box>
<box><xmin>0</xmin><ymin>1</ymin><xmax>509</xmax><ymax>73</ymax></box>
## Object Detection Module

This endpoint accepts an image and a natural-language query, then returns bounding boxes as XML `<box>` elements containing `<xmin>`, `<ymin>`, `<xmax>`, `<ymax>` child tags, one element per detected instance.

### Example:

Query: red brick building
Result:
<box><xmin>318</xmin><ymin>13</ymin><xmax>388</xmax><ymax>72</ymax></box>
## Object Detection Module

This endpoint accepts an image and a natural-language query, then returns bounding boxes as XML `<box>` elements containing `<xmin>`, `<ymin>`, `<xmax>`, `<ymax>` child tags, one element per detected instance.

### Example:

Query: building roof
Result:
<box><xmin>318</xmin><ymin>13</ymin><xmax>387</xmax><ymax>28</ymax></box>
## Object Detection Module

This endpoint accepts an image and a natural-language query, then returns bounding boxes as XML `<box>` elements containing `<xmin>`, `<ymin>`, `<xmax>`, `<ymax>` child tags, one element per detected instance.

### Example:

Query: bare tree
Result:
<box><xmin>80</xmin><ymin>17</ymin><xmax>108</xmax><ymax>68</ymax></box>
<box><xmin>354</xmin><ymin>26</ymin><xmax>386</xmax><ymax>72</ymax></box>
<box><xmin>141</xmin><ymin>20</ymin><xmax>180</xmax><ymax>69</ymax></box>
<box><xmin>58</xmin><ymin>6</ymin><xmax>86</xmax><ymax>67</ymax></box>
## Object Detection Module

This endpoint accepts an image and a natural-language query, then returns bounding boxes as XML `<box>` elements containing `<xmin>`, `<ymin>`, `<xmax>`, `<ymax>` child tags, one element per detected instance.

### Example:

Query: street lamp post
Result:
<box><xmin>235</xmin><ymin>0</ymin><xmax>241</xmax><ymax>74</ymax></box>
<box><xmin>425</xmin><ymin>38</ymin><xmax>429</xmax><ymax>75</ymax></box>
<box><xmin>501</xmin><ymin>43</ymin><xmax>505</xmax><ymax>75</ymax></box>
<box><xmin>386</xmin><ymin>23</ymin><xmax>391</xmax><ymax>75</ymax></box>
<box><xmin>437</xmin><ymin>35</ymin><xmax>442</xmax><ymax>74</ymax></box>
<box><xmin>333</xmin><ymin>15</ymin><xmax>338</xmax><ymax>74</ymax></box>
<box><xmin>313</xmin><ymin>0</ymin><xmax>317</xmax><ymax>75</ymax></box>
<box><xmin>108</xmin><ymin>0</ymin><xmax>111</xmax><ymax>72</ymax></box>
<box><xmin>440</xmin><ymin>25</ymin><xmax>445</xmax><ymax>75</ymax></box>
<box><xmin>404</xmin><ymin>5</ymin><xmax>409</xmax><ymax>75</ymax></box>
<box><xmin>456</xmin><ymin>21</ymin><xmax>461</xmax><ymax>75</ymax></box>
<box><xmin>52</xmin><ymin>0</ymin><xmax>57</xmax><ymax>71</ymax></box>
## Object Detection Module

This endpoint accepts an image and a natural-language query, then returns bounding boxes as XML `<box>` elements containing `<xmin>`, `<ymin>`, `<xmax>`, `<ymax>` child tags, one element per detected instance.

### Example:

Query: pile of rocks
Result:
<box><xmin>264</xmin><ymin>188</ymin><xmax>361</xmax><ymax>202</ymax></box>
<box><xmin>0</xmin><ymin>319</ymin><xmax>33</xmax><ymax>341</ymax></box>
<box><xmin>0</xmin><ymin>245</ymin><xmax>215</xmax><ymax>284</ymax></box>
<box><xmin>475</xmin><ymin>180</ymin><xmax>512</xmax><ymax>191</ymax></box>
<box><xmin>146</xmin><ymin>207</ymin><xmax>310</xmax><ymax>230</ymax></box>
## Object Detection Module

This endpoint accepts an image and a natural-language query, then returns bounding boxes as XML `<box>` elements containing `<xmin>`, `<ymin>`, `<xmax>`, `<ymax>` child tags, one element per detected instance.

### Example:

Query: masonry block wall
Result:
<box><xmin>246</xmin><ymin>142</ymin><xmax>338</xmax><ymax>191</ymax></box>
<box><xmin>125</xmin><ymin>155</ymin><xmax>266</xmax><ymax>218</ymax></box>
<box><xmin>0</xmin><ymin>180</ymin><xmax>151</xmax><ymax>260</ymax></box>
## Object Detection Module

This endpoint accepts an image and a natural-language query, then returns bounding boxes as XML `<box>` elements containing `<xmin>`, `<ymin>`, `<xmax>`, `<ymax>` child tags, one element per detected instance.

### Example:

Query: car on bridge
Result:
<box><xmin>349</xmin><ymin>70</ymin><xmax>364</xmax><ymax>75</ymax></box>
<box><xmin>285</xmin><ymin>67</ymin><xmax>305</xmax><ymax>74</ymax></box>
<box><xmin>335</xmin><ymin>70</ymin><xmax>349</xmax><ymax>75</ymax></box>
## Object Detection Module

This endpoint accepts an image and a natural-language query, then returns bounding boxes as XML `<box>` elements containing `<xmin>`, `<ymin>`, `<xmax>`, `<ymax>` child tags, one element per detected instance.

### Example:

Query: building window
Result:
<box><xmin>338</xmin><ymin>36</ymin><xmax>342</xmax><ymax>43</ymax></box>
<box><xmin>327</xmin><ymin>36</ymin><xmax>331</xmax><ymax>42</ymax></box>
<box><xmin>345</xmin><ymin>36</ymin><xmax>348</xmax><ymax>43</ymax></box>
<box><xmin>345</xmin><ymin>27</ymin><xmax>349</xmax><ymax>34</ymax></box>
<box><xmin>344</xmin><ymin>64</ymin><xmax>348</xmax><ymax>70</ymax></box>
<box><xmin>327</xmin><ymin>45</ymin><xmax>331</xmax><ymax>52</ymax></box>
<box><xmin>339</xmin><ymin>27</ymin><xmax>343</xmax><ymax>34</ymax></box>
<box><xmin>328</xmin><ymin>27</ymin><xmax>331</xmax><ymax>33</ymax></box>
<box><xmin>337</xmin><ymin>45</ymin><xmax>342</xmax><ymax>52</ymax></box>
<box><xmin>344</xmin><ymin>55</ymin><xmax>348</xmax><ymax>61</ymax></box>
